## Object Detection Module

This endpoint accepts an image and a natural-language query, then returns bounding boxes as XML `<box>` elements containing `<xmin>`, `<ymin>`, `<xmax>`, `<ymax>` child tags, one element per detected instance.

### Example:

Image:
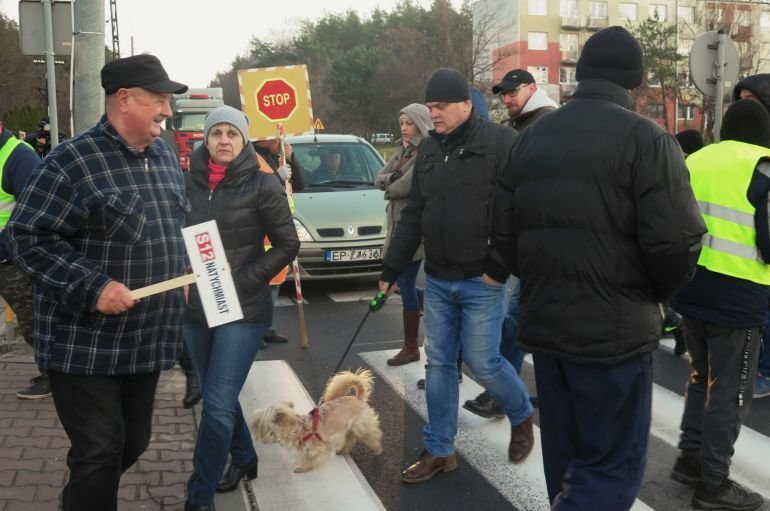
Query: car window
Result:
<box><xmin>292</xmin><ymin>143</ymin><xmax>384</xmax><ymax>188</ymax></box>
<box><xmin>175</xmin><ymin>113</ymin><xmax>207</xmax><ymax>131</ymax></box>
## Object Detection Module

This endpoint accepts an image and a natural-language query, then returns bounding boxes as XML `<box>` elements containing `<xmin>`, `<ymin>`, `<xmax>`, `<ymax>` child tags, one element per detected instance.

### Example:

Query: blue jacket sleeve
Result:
<box><xmin>749</xmin><ymin>159</ymin><xmax>770</xmax><ymax>263</ymax></box>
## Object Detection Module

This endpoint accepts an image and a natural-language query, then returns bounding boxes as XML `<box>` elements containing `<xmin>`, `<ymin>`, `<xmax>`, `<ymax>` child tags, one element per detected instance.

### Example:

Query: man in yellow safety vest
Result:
<box><xmin>671</xmin><ymin>99</ymin><xmax>770</xmax><ymax>511</ymax></box>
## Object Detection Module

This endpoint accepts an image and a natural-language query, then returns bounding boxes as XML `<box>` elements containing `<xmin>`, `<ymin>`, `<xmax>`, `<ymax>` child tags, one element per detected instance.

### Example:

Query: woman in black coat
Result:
<box><xmin>182</xmin><ymin>106</ymin><xmax>299</xmax><ymax>511</ymax></box>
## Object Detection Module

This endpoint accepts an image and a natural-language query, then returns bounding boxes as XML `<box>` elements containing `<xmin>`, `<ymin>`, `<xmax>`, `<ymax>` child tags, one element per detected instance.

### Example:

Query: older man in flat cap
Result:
<box><xmin>6</xmin><ymin>54</ymin><xmax>188</xmax><ymax>511</ymax></box>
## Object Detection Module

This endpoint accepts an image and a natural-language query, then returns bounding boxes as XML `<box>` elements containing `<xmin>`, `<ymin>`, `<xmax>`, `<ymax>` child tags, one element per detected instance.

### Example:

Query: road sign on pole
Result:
<box><xmin>238</xmin><ymin>65</ymin><xmax>314</xmax><ymax>140</ymax></box>
<box><xmin>689</xmin><ymin>29</ymin><xmax>740</xmax><ymax>142</ymax></box>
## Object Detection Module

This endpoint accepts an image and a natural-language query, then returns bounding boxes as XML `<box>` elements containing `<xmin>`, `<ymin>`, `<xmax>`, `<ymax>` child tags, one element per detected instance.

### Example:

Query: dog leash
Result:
<box><xmin>330</xmin><ymin>291</ymin><xmax>389</xmax><ymax>376</ymax></box>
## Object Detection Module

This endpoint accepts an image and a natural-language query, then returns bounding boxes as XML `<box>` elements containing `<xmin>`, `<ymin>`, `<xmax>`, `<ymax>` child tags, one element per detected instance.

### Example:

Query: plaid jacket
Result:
<box><xmin>7</xmin><ymin>115</ymin><xmax>190</xmax><ymax>375</ymax></box>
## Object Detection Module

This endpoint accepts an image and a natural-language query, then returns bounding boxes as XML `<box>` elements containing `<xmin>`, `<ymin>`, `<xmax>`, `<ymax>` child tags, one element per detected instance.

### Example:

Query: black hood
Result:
<box><xmin>733</xmin><ymin>74</ymin><xmax>770</xmax><ymax>113</ymax></box>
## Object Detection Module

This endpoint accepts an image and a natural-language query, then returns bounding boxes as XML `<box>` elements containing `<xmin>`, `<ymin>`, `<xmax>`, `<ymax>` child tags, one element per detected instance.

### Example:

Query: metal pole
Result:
<box><xmin>73</xmin><ymin>0</ymin><xmax>105</xmax><ymax>134</ymax></box>
<box><xmin>714</xmin><ymin>29</ymin><xmax>726</xmax><ymax>143</ymax></box>
<box><xmin>41</xmin><ymin>0</ymin><xmax>59</xmax><ymax>149</ymax></box>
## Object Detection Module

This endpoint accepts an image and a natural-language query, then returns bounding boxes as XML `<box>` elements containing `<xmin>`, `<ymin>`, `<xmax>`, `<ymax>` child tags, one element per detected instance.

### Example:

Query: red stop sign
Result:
<box><xmin>255</xmin><ymin>79</ymin><xmax>298</xmax><ymax>122</ymax></box>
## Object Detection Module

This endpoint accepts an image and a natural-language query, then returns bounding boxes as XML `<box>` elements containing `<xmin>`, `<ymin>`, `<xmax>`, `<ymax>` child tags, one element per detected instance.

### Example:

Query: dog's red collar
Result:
<box><xmin>301</xmin><ymin>407</ymin><xmax>323</xmax><ymax>444</ymax></box>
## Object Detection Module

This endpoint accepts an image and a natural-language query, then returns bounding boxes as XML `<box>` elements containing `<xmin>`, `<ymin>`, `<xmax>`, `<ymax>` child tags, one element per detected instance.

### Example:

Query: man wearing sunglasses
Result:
<box><xmin>493</xmin><ymin>69</ymin><xmax>558</xmax><ymax>131</ymax></box>
<box><xmin>463</xmin><ymin>69</ymin><xmax>559</xmax><ymax>420</ymax></box>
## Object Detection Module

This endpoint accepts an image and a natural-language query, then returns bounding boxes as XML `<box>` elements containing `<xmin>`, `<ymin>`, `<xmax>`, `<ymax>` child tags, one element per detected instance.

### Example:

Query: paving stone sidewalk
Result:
<box><xmin>0</xmin><ymin>356</ymin><xmax>197</xmax><ymax>511</ymax></box>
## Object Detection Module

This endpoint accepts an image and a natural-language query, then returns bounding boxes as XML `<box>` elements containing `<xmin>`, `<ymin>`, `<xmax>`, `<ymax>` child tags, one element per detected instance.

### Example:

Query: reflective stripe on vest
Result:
<box><xmin>687</xmin><ymin>140</ymin><xmax>770</xmax><ymax>284</ymax></box>
<box><xmin>0</xmin><ymin>137</ymin><xmax>28</xmax><ymax>229</ymax></box>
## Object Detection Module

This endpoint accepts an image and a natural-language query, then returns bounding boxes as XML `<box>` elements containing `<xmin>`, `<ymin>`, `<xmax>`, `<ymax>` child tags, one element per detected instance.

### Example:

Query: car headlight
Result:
<box><xmin>293</xmin><ymin>219</ymin><xmax>314</xmax><ymax>242</ymax></box>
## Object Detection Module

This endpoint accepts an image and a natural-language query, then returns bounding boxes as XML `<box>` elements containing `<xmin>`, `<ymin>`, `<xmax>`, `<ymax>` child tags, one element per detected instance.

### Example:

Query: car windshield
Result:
<box><xmin>292</xmin><ymin>142</ymin><xmax>384</xmax><ymax>189</ymax></box>
<box><xmin>174</xmin><ymin>113</ymin><xmax>207</xmax><ymax>132</ymax></box>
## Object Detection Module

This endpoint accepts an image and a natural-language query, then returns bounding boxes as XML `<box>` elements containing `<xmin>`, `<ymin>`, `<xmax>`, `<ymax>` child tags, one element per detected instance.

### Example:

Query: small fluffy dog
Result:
<box><xmin>249</xmin><ymin>368</ymin><xmax>383</xmax><ymax>473</ymax></box>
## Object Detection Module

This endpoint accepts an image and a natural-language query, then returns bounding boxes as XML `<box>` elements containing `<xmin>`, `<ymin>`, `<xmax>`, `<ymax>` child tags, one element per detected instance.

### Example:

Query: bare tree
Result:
<box><xmin>470</xmin><ymin>0</ymin><xmax>518</xmax><ymax>84</ymax></box>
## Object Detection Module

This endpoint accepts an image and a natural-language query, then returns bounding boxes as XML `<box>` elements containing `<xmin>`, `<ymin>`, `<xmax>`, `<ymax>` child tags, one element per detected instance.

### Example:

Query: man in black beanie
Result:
<box><xmin>493</xmin><ymin>26</ymin><xmax>706</xmax><ymax>509</ymax></box>
<box><xmin>671</xmin><ymin>99</ymin><xmax>770</xmax><ymax>511</ymax></box>
<box><xmin>676</xmin><ymin>129</ymin><xmax>705</xmax><ymax>156</ymax></box>
<box><xmin>379</xmin><ymin>68</ymin><xmax>535</xmax><ymax>483</ymax></box>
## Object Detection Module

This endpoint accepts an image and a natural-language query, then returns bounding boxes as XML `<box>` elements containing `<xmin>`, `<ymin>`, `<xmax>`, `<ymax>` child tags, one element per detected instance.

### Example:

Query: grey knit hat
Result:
<box><xmin>204</xmin><ymin>105</ymin><xmax>249</xmax><ymax>144</ymax></box>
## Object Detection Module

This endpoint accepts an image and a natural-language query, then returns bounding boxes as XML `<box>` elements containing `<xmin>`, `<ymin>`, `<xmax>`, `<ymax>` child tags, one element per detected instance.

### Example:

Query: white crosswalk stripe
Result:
<box><xmin>361</xmin><ymin>348</ymin><xmax>770</xmax><ymax>510</ymax></box>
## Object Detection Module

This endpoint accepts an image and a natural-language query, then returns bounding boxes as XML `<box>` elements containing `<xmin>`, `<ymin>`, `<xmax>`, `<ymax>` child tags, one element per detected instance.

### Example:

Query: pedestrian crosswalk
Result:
<box><xmin>360</xmin><ymin>347</ymin><xmax>770</xmax><ymax>511</ymax></box>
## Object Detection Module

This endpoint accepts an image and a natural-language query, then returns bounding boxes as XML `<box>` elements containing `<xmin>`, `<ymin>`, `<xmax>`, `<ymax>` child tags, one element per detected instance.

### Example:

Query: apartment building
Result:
<box><xmin>474</xmin><ymin>0</ymin><xmax>770</xmax><ymax>134</ymax></box>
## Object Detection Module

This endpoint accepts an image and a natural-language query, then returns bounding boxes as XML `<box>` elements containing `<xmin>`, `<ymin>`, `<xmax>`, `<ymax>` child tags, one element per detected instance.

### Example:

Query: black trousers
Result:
<box><xmin>679</xmin><ymin>317</ymin><xmax>761</xmax><ymax>487</ymax></box>
<box><xmin>48</xmin><ymin>370</ymin><xmax>160</xmax><ymax>511</ymax></box>
<box><xmin>534</xmin><ymin>352</ymin><xmax>652</xmax><ymax>510</ymax></box>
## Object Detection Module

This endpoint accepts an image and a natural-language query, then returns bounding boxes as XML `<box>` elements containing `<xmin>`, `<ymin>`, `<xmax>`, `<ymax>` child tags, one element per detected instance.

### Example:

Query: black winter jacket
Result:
<box><xmin>184</xmin><ymin>143</ymin><xmax>300</xmax><ymax>326</ymax></box>
<box><xmin>382</xmin><ymin>112</ymin><xmax>517</xmax><ymax>284</ymax></box>
<box><xmin>494</xmin><ymin>79</ymin><xmax>706</xmax><ymax>366</ymax></box>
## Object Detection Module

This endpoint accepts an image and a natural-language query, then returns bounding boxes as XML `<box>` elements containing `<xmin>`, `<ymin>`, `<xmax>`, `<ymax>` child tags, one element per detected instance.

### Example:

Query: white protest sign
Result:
<box><xmin>182</xmin><ymin>220</ymin><xmax>243</xmax><ymax>327</ymax></box>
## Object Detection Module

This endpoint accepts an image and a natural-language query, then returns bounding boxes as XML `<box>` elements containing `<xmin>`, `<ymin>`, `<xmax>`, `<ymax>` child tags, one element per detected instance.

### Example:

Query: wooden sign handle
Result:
<box><xmin>130</xmin><ymin>273</ymin><xmax>196</xmax><ymax>300</ymax></box>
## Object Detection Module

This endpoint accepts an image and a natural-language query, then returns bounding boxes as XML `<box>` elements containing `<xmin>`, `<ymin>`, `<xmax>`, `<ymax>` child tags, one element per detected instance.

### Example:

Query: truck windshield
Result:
<box><xmin>175</xmin><ymin>113</ymin><xmax>207</xmax><ymax>132</ymax></box>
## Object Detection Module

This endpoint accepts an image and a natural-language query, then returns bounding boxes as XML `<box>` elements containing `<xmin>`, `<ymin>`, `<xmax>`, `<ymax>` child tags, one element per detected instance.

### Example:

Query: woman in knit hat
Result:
<box><xmin>375</xmin><ymin>104</ymin><xmax>433</xmax><ymax>366</ymax></box>
<box><xmin>182</xmin><ymin>105</ymin><xmax>300</xmax><ymax>511</ymax></box>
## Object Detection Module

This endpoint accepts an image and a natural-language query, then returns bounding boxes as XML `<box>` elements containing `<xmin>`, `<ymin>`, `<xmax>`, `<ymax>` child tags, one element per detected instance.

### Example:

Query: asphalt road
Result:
<box><xmin>256</xmin><ymin>277</ymin><xmax>770</xmax><ymax>511</ymax></box>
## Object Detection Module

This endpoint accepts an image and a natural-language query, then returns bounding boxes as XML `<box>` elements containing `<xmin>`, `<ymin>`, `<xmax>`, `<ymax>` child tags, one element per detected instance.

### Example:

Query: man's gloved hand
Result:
<box><xmin>277</xmin><ymin>163</ymin><xmax>292</xmax><ymax>182</ymax></box>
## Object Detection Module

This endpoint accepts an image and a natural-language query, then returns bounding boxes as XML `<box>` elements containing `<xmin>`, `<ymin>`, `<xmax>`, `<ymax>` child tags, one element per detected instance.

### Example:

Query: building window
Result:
<box><xmin>560</xmin><ymin>32</ymin><xmax>579</xmax><ymax>57</ymax></box>
<box><xmin>560</xmin><ymin>0</ymin><xmax>579</xmax><ymax>17</ymax></box>
<box><xmin>649</xmin><ymin>4</ymin><xmax>667</xmax><ymax>21</ymax></box>
<box><xmin>677</xmin><ymin>104</ymin><xmax>696</xmax><ymax>120</ymax></box>
<box><xmin>529</xmin><ymin>0</ymin><xmax>548</xmax><ymax>16</ymax></box>
<box><xmin>762</xmin><ymin>43</ymin><xmax>770</xmax><ymax>60</ymax></box>
<box><xmin>528</xmin><ymin>32</ymin><xmax>549</xmax><ymax>51</ymax></box>
<box><xmin>619</xmin><ymin>3</ymin><xmax>638</xmax><ymax>21</ymax></box>
<box><xmin>733</xmin><ymin>8</ymin><xmax>750</xmax><ymax>27</ymax></box>
<box><xmin>647</xmin><ymin>103</ymin><xmax>665</xmax><ymax>118</ymax></box>
<box><xmin>528</xmin><ymin>66</ymin><xmax>549</xmax><ymax>84</ymax></box>
<box><xmin>761</xmin><ymin>12</ymin><xmax>770</xmax><ymax>28</ymax></box>
<box><xmin>589</xmin><ymin>1</ymin><xmax>608</xmax><ymax>18</ymax></box>
<box><xmin>679</xmin><ymin>6</ymin><xmax>695</xmax><ymax>23</ymax></box>
<box><xmin>560</xmin><ymin>67</ymin><xmax>577</xmax><ymax>84</ymax></box>
<box><xmin>678</xmin><ymin>38</ymin><xmax>694</xmax><ymax>56</ymax></box>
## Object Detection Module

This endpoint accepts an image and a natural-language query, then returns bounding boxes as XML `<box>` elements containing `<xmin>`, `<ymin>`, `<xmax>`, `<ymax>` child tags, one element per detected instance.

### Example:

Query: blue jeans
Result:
<box><xmin>397</xmin><ymin>260</ymin><xmax>423</xmax><ymax>311</ymax></box>
<box><xmin>500</xmin><ymin>277</ymin><xmax>525</xmax><ymax>373</ymax></box>
<box><xmin>423</xmin><ymin>275</ymin><xmax>532</xmax><ymax>457</ymax></box>
<box><xmin>183</xmin><ymin>320</ymin><xmax>269</xmax><ymax>506</ymax></box>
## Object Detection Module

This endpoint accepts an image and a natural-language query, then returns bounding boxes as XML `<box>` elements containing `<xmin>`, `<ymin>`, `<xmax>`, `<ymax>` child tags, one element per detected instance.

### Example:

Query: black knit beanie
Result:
<box><xmin>425</xmin><ymin>68</ymin><xmax>470</xmax><ymax>103</ymax></box>
<box><xmin>576</xmin><ymin>26</ymin><xmax>644</xmax><ymax>89</ymax></box>
<box><xmin>675</xmin><ymin>129</ymin><xmax>704</xmax><ymax>155</ymax></box>
<box><xmin>721</xmin><ymin>99</ymin><xmax>770</xmax><ymax>148</ymax></box>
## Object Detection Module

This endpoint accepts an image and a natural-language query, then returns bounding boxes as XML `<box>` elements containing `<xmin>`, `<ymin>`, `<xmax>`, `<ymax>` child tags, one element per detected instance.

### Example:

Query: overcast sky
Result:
<box><xmin>2</xmin><ymin>0</ymin><xmax>463</xmax><ymax>87</ymax></box>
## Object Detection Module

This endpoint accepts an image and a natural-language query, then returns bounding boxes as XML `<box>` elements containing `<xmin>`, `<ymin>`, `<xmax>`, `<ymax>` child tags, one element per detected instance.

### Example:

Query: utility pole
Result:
<box><xmin>41</xmin><ymin>0</ymin><xmax>59</xmax><ymax>149</ymax></box>
<box><xmin>72</xmin><ymin>0</ymin><xmax>105</xmax><ymax>134</ymax></box>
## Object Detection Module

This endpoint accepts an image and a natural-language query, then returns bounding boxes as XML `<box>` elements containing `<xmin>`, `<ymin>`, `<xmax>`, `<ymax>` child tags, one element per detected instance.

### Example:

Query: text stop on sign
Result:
<box><xmin>256</xmin><ymin>79</ymin><xmax>298</xmax><ymax>122</ymax></box>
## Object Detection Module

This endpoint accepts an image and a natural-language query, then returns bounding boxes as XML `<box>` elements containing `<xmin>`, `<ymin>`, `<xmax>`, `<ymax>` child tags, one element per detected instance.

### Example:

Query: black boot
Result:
<box><xmin>216</xmin><ymin>456</ymin><xmax>258</xmax><ymax>493</ymax></box>
<box><xmin>263</xmin><ymin>329</ymin><xmax>288</xmax><ymax>344</ymax></box>
<box><xmin>463</xmin><ymin>391</ymin><xmax>505</xmax><ymax>419</ymax></box>
<box><xmin>183</xmin><ymin>370</ymin><xmax>201</xmax><ymax>409</ymax></box>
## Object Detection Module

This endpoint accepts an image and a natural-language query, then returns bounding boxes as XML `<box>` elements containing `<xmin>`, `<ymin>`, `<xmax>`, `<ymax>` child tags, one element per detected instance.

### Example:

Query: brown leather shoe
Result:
<box><xmin>401</xmin><ymin>449</ymin><xmax>457</xmax><ymax>483</ymax></box>
<box><xmin>508</xmin><ymin>414</ymin><xmax>534</xmax><ymax>464</ymax></box>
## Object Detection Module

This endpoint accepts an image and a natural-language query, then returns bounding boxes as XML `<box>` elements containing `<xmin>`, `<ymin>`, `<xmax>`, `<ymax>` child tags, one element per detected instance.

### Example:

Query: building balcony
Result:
<box><xmin>586</xmin><ymin>16</ymin><xmax>609</xmax><ymax>30</ymax></box>
<box><xmin>561</xmin><ymin>50</ymin><xmax>579</xmax><ymax>63</ymax></box>
<box><xmin>561</xmin><ymin>16</ymin><xmax>584</xmax><ymax>29</ymax></box>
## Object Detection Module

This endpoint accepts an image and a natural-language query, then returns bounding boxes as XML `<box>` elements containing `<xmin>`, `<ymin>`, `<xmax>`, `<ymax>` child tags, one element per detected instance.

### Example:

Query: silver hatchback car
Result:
<box><xmin>287</xmin><ymin>134</ymin><xmax>387</xmax><ymax>280</ymax></box>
